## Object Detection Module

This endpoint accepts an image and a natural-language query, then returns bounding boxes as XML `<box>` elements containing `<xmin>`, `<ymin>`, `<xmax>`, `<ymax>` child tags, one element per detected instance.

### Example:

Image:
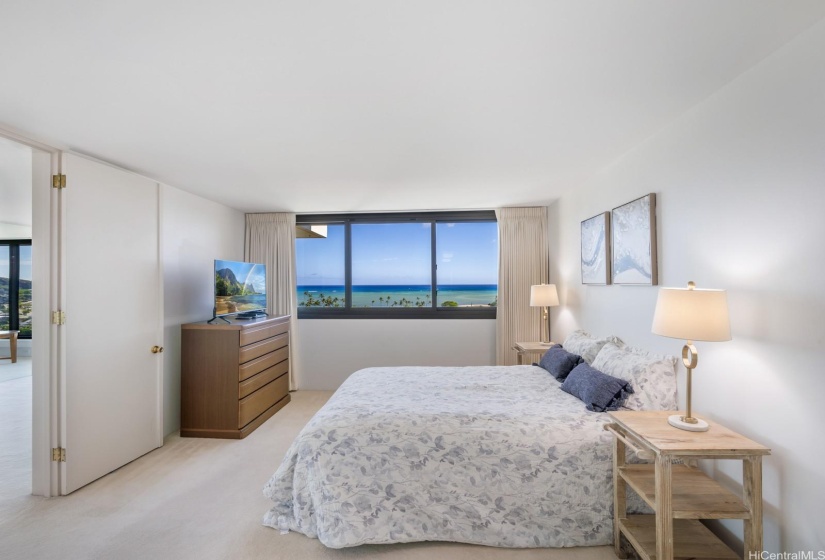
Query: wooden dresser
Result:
<box><xmin>181</xmin><ymin>315</ymin><xmax>291</xmax><ymax>439</ymax></box>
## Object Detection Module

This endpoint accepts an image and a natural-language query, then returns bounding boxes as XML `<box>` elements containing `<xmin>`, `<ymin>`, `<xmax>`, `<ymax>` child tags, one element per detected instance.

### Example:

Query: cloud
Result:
<box><xmin>446</xmin><ymin>223</ymin><xmax>456</xmax><ymax>228</ymax></box>
<box><xmin>442</xmin><ymin>252</ymin><xmax>453</xmax><ymax>263</ymax></box>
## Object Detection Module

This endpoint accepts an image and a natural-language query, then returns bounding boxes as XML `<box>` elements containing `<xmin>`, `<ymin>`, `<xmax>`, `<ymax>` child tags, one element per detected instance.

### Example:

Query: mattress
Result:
<box><xmin>263</xmin><ymin>365</ymin><xmax>615</xmax><ymax>548</ymax></box>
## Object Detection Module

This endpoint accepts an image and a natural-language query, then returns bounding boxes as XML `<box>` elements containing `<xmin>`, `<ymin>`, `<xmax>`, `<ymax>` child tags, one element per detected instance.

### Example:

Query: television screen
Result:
<box><xmin>214</xmin><ymin>260</ymin><xmax>267</xmax><ymax>316</ymax></box>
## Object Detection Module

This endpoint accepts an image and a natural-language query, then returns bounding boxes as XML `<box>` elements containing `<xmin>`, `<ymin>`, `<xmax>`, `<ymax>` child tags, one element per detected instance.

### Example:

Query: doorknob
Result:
<box><xmin>151</xmin><ymin>346</ymin><xmax>164</xmax><ymax>354</ymax></box>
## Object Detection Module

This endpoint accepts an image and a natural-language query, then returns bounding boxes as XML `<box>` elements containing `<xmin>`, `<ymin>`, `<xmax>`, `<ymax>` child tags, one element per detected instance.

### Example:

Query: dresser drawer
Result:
<box><xmin>238</xmin><ymin>346</ymin><xmax>289</xmax><ymax>381</ymax></box>
<box><xmin>240</xmin><ymin>320</ymin><xmax>289</xmax><ymax>347</ymax></box>
<box><xmin>239</xmin><ymin>333</ymin><xmax>288</xmax><ymax>364</ymax></box>
<box><xmin>238</xmin><ymin>374</ymin><xmax>289</xmax><ymax>428</ymax></box>
<box><xmin>239</xmin><ymin>361</ymin><xmax>289</xmax><ymax>399</ymax></box>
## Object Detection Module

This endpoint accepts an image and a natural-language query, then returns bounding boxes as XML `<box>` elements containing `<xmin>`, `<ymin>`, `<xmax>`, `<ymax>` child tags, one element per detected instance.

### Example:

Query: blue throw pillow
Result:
<box><xmin>536</xmin><ymin>345</ymin><xmax>583</xmax><ymax>381</ymax></box>
<box><xmin>560</xmin><ymin>363</ymin><xmax>634</xmax><ymax>412</ymax></box>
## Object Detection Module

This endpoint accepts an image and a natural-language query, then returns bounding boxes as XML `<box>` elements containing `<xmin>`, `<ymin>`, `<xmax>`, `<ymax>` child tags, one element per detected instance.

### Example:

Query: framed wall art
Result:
<box><xmin>581</xmin><ymin>211</ymin><xmax>610</xmax><ymax>285</ymax></box>
<box><xmin>611</xmin><ymin>193</ymin><xmax>658</xmax><ymax>285</ymax></box>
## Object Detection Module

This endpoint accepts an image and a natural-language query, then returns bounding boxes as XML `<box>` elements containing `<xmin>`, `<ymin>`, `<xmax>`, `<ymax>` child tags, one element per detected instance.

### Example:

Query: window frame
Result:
<box><xmin>297</xmin><ymin>211</ymin><xmax>497</xmax><ymax>319</ymax></box>
<box><xmin>0</xmin><ymin>239</ymin><xmax>32</xmax><ymax>339</ymax></box>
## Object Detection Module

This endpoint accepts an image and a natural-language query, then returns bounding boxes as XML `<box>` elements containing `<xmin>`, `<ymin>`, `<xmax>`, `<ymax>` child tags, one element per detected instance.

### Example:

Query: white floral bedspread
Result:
<box><xmin>263</xmin><ymin>366</ymin><xmax>615</xmax><ymax>548</ymax></box>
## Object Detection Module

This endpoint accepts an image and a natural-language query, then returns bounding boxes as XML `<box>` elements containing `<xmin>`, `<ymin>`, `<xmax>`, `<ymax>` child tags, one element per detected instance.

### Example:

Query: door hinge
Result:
<box><xmin>51</xmin><ymin>311</ymin><xmax>66</xmax><ymax>325</ymax></box>
<box><xmin>52</xmin><ymin>174</ymin><xmax>67</xmax><ymax>189</ymax></box>
<box><xmin>51</xmin><ymin>447</ymin><xmax>66</xmax><ymax>462</ymax></box>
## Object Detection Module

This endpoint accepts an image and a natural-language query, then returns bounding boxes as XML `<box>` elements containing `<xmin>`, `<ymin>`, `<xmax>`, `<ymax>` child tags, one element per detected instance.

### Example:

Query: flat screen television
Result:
<box><xmin>213</xmin><ymin>259</ymin><xmax>267</xmax><ymax>320</ymax></box>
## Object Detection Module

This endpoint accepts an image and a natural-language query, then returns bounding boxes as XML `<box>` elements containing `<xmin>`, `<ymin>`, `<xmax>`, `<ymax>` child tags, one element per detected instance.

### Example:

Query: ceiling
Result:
<box><xmin>1</xmin><ymin>1</ymin><xmax>824</xmax><ymax>213</ymax></box>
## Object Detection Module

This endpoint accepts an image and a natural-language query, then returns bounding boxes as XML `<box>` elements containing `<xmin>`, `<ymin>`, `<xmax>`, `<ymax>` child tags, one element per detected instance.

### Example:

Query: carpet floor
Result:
<box><xmin>0</xmin><ymin>389</ymin><xmax>618</xmax><ymax>560</ymax></box>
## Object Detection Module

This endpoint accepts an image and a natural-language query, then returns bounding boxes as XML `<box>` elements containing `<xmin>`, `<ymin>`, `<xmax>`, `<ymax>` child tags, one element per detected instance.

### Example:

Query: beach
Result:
<box><xmin>297</xmin><ymin>284</ymin><xmax>497</xmax><ymax>308</ymax></box>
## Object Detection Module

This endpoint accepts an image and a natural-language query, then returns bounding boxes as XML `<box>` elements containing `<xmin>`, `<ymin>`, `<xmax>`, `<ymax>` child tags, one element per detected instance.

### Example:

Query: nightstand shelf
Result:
<box><xmin>620</xmin><ymin>515</ymin><xmax>739</xmax><ymax>560</ymax></box>
<box><xmin>608</xmin><ymin>411</ymin><xmax>770</xmax><ymax>560</ymax></box>
<box><xmin>619</xmin><ymin>464</ymin><xmax>750</xmax><ymax>520</ymax></box>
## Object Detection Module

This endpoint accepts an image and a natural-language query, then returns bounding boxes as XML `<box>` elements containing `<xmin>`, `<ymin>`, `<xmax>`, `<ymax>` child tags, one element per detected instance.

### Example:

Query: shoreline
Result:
<box><xmin>297</xmin><ymin>285</ymin><xmax>497</xmax><ymax>308</ymax></box>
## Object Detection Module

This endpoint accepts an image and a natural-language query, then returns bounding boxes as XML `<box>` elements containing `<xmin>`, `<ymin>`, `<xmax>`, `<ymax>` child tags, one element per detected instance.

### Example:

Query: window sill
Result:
<box><xmin>297</xmin><ymin>307</ymin><xmax>496</xmax><ymax>319</ymax></box>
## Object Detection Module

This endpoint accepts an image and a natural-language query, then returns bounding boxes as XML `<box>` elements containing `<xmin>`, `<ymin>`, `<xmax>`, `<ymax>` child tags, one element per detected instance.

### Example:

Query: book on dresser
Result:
<box><xmin>181</xmin><ymin>315</ymin><xmax>291</xmax><ymax>439</ymax></box>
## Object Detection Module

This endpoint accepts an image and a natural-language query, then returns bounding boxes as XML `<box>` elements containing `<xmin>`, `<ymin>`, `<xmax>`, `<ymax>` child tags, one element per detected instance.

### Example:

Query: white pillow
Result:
<box><xmin>562</xmin><ymin>330</ymin><xmax>623</xmax><ymax>365</ymax></box>
<box><xmin>591</xmin><ymin>342</ymin><xmax>678</xmax><ymax>411</ymax></box>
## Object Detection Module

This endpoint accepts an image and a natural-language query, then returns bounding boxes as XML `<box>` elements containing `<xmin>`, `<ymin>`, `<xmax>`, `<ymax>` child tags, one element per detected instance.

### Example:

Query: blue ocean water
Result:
<box><xmin>297</xmin><ymin>284</ymin><xmax>497</xmax><ymax>307</ymax></box>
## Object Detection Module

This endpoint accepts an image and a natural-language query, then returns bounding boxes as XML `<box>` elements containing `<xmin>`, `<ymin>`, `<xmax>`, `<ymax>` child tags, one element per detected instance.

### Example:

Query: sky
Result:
<box><xmin>0</xmin><ymin>245</ymin><xmax>32</xmax><ymax>281</ymax></box>
<box><xmin>296</xmin><ymin>222</ymin><xmax>498</xmax><ymax>286</ymax></box>
<box><xmin>215</xmin><ymin>259</ymin><xmax>266</xmax><ymax>293</ymax></box>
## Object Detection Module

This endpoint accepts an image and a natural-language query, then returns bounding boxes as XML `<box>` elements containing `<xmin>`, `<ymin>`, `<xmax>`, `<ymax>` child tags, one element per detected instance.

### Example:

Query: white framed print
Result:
<box><xmin>611</xmin><ymin>193</ymin><xmax>658</xmax><ymax>285</ymax></box>
<box><xmin>581</xmin><ymin>212</ymin><xmax>610</xmax><ymax>285</ymax></box>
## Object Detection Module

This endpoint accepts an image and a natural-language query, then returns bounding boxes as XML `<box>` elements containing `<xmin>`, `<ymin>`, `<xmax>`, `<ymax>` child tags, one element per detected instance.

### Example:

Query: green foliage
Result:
<box><xmin>216</xmin><ymin>273</ymin><xmax>259</xmax><ymax>297</ymax></box>
<box><xmin>215</xmin><ymin>274</ymin><xmax>232</xmax><ymax>297</ymax></box>
<box><xmin>441</xmin><ymin>300</ymin><xmax>459</xmax><ymax>307</ymax></box>
<box><xmin>300</xmin><ymin>292</ymin><xmax>434</xmax><ymax>308</ymax></box>
<box><xmin>0</xmin><ymin>277</ymin><xmax>32</xmax><ymax>335</ymax></box>
<box><xmin>300</xmin><ymin>292</ymin><xmax>343</xmax><ymax>307</ymax></box>
<box><xmin>1</xmin><ymin>255</ymin><xmax>58</xmax><ymax>337</ymax></box>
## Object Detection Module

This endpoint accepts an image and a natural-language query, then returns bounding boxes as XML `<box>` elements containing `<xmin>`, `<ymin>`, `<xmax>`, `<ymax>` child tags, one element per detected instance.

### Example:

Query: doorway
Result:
<box><xmin>0</xmin><ymin>136</ymin><xmax>35</xmax><ymax>500</ymax></box>
<box><xmin>0</xmin><ymin>132</ymin><xmax>164</xmax><ymax>498</ymax></box>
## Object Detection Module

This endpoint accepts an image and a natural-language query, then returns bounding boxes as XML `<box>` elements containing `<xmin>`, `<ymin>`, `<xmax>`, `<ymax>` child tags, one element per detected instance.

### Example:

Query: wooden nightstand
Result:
<box><xmin>607</xmin><ymin>411</ymin><xmax>770</xmax><ymax>560</ymax></box>
<box><xmin>513</xmin><ymin>341</ymin><xmax>555</xmax><ymax>365</ymax></box>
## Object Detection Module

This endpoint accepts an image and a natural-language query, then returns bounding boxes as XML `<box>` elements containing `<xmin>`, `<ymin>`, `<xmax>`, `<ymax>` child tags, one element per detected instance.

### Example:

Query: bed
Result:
<box><xmin>262</xmin><ymin>364</ymin><xmax>618</xmax><ymax>548</ymax></box>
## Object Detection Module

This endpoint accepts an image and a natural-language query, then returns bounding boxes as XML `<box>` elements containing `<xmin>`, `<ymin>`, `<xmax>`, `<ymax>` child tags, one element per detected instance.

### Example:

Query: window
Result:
<box><xmin>296</xmin><ymin>224</ymin><xmax>345</xmax><ymax>307</ymax></box>
<box><xmin>0</xmin><ymin>240</ymin><xmax>32</xmax><ymax>338</ymax></box>
<box><xmin>352</xmin><ymin>223</ymin><xmax>432</xmax><ymax>308</ymax></box>
<box><xmin>296</xmin><ymin>212</ymin><xmax>497</xmax><ymax>318</ymax></box>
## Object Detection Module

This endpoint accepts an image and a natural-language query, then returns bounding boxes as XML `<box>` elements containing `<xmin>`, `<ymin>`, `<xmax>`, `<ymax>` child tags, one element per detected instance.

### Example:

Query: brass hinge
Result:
<box><xmin>51</xmin><ymin>447</ymin><xmax>66</xmax><ymax>462</ymax></box>
<box><xmin>52</xmin><ymin>174</ymin><xmax>67</xmax><ymax>189</ymax></box>
<box><xmin>51</xmin><ymin>311</ymin><xmax>66</xmax><ymax>325</ymax></box>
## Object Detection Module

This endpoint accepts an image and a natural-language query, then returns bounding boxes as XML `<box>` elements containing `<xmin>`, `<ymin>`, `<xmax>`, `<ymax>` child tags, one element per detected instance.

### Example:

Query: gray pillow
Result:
<box><xmin>590</xmin><ymin>342</ymin><xmax>677</xmax><ymax>411</ymax></box>
<box><xmin>562</xmin><ymin>330</ymin><xmax>623</xmax><ymax>364</ymax></box>
<box><xmin>536</xmin><ymin>345</ymin><xmax>583</xmax><ymax>381</ymax></box>
<box><xmin>561</xmin><ymin>363</ymin><xmax>634</xmax><ymax>412</ymax></box>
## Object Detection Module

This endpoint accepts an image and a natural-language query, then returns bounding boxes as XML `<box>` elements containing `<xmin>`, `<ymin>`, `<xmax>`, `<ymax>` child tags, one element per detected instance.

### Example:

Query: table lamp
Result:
<box><xmin>530</xmin><ymin>284</ymin><xmax>559</xmax><ymax>344</ymax></box>
<box><xmin>651</xmin><ymin>281</ymin><xmax>731</xmax><ymax>432</ymax></box>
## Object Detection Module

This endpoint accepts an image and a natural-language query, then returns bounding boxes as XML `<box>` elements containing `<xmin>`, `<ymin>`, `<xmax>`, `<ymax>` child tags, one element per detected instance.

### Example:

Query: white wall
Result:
<box><xmin>161</xmin><ymin>185</ymin><xmax>245</xmax><ymax>436</ymax></box>
<box><xmin>0</xmin><ymin>135</ymin><xmax>32</xmax><ymax>238</ymax></box>
<box><xmin>548</xmin><ymin>20</ymin><xmax>825</xmax><ymax>553</ymax></box>
<box><xmin>297</xmin><ymin>319</ymin><xmax>496</xmax><ymax>390</ymax></box>
<box><xmin>0</xmin><ymin>223</ymin><xmax>31</xmax><ymax>239</ymax></box>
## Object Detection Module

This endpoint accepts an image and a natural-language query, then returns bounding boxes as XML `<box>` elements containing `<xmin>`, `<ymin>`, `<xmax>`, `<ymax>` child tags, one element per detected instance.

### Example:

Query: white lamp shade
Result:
<box><xmin>530</xmin><ymin>284</ymin><xmax>559</xmax><ymax>307</ymax></box>
<box><xmin>652</xmin><ymin>285</ymin><xmax>731</xmax><ymax>342</ymax></box>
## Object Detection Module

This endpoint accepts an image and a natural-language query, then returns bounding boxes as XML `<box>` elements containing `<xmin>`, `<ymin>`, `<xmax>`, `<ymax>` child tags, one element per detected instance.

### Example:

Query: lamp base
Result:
<box><xmin>668</xmin><ymin>414</ymin><xmax>709</xmax><ymax>432</ymax></box>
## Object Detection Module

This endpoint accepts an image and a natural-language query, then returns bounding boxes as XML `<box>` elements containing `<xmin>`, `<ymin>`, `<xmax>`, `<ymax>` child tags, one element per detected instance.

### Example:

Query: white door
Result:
<box><xmin>60</xmin><ymin>154</ymin><xmax>162</xmax><ymax>494</ymax></box>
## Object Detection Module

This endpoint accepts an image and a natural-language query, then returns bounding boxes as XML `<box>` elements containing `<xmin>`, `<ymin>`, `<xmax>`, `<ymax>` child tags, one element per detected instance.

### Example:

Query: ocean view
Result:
<box><xmin>297</xmin><ymin>284</ymin><xmax>497</xmax><ymax>308</ymax></box>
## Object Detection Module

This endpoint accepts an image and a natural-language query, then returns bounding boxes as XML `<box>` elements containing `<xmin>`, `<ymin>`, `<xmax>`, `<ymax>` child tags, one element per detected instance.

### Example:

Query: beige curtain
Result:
<box><xmin>496</xmin><ymin>207</ymin><xmax>549</xmax><ymax>365</ymax></box>
<box><xmin>245</xmin><ymin>213</ymin><xmax>298</xmax><ymax>390</ymax></box>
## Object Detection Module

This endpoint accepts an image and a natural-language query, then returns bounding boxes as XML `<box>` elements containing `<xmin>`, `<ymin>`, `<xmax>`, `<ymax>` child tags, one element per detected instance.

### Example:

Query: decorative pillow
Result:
<box><xmin>591</xmin><ymin>342</ymin><xmax>677</xmax><ymax>411</ymax></box>
<box><xmin>562</xmin><ymin>330</ymin><xmax>623</xmax><ymax>365</ymax></box>
<box><xmin>560</xmin><ymin>363</ymin><xmax>633</xmax><ymax>412</ymax></box>
<box><xmin>536</xmin><ymin>345</ymin><xmax>583</xmax><ymax>381</ymax></box>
